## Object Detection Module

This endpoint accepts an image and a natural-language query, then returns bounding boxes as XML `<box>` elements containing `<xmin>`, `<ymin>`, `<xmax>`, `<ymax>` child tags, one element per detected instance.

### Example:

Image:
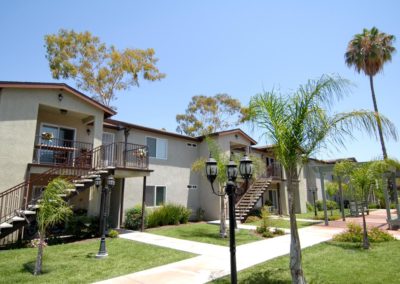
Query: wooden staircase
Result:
<box><xmin>235</xmin><ymin>177</ymin><xmax>271</xmax><ymax>222</ymax></box>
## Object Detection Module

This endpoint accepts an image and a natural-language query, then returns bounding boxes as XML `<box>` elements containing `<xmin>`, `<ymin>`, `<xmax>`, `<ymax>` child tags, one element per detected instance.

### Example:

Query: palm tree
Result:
<box><xmin>34</xmin><ymin>178</ymin><xmax>73</xmax><ymax>275</ymax></box>
<box><xmin>247</xmin><ymin>74</ymin><xmax>397</xmax><ymax>283</ymax></box>
<box><xmin>345</xmin><ymin>27</ymin><xmax>396</xmax><ymax>159</ymax></box>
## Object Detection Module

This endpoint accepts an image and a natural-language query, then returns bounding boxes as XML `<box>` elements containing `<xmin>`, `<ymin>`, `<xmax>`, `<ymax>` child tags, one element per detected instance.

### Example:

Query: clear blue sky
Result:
<box><xmin>1</xmin><ymin>0</ymin><xmax>399</xmax><ymax>162</ymax></box>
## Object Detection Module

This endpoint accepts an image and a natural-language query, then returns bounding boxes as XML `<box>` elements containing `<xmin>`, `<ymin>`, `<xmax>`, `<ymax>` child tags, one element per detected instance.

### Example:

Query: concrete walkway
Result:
<box><xmin>95</xmin><ymin>225</ymin><xmax>344</xmax><ymax>284</ymax></box>
<box><xmin>95</xmin><ymin>209</ymin><xmax>399</xmax><ymax>284</ymax></box>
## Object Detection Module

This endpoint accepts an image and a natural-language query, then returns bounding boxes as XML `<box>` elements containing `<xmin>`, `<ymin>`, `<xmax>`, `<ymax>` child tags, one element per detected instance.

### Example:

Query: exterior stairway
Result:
<box><xmin>235</xmin><ymin>177</ymin><xmax>271</xmax><ymax>222</ymax></box>
<box><xmin>0</xmin><ymin>142</ymin><xmax>148</xmax><ymax>243</ymax></box>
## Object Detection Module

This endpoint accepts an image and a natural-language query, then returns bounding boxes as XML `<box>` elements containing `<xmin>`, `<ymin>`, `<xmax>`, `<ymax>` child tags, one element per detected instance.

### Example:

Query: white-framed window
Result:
<box><xmin>145</xmin><ymin>185</ymin><xmax>166</xmax><ymax>206</ymax></box>
<box><xmin>146</xmin><ymin>137</ymin><xmax>168</xmax><ymax>159</ymax></box>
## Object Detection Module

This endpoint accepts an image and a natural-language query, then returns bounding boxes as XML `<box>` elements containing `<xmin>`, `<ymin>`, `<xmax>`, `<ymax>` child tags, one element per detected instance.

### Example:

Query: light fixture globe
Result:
<box><xmin>205</xmin><ymin>156</ymin><xmax>218</xmax><ymax>184</ymax></box>
<box><xmin>94</xmin><ymin>176</ymin><xmax>101</xmax><ymax>187</ymax></box>
<box><xmin>107</xmin><ymin>175</ymin><xmax>115</xmax><ymax>187</ymax></box>
<box><xmin>226</xmin><ymin>159</ymin><xmax>238</xmax><ymax>182</ymax></box>
<box><xmin>239</xmin><ymin>154</ymin><xmax>253</xmax><ymax>181</ymax></box>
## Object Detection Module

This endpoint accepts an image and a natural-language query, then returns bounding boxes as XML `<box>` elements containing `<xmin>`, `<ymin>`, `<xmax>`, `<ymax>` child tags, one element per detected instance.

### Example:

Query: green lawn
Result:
<box><xmin>0</xmin><ymin>238</ymin><xmax>194</xmax><ymax>284</ymax></box>
<box><xmin>296</xmin><ymin>208</ymin><xmax>351</xmax><ymax>220</ymax></box>
<box><xmin>211</xmin><ymin>240</ymin><xmax>400</xmax><ymax>284</ymax></box>
<box><xmin>247</xmin><ymin>218</ymin><xmax>317</xmax><ymax>228</ymax></box>
<box><xmin>147</xmin><ymin>223</ymin><xmax>263</xmax><ymax>246</ymax></box>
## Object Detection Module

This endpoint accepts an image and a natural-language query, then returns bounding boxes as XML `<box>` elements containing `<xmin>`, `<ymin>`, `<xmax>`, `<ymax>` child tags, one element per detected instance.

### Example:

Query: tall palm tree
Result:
<box><xmin>345</xmin><ymin>27</ymin><xmax>396</xmax><ymax>159</ymax></box>
<box><xmin>247</xmin><ymin>74</ymin><xmax>397</xmax><ymax>283</ymax></box>
<box><xmin>34</xmin><ymin>178</ymin><xmax>73</xmax><ymax>275</ymax></box>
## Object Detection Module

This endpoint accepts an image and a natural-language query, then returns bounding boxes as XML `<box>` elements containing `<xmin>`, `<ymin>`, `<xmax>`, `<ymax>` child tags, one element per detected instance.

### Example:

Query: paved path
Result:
<box><xmin>95</xmin><ymin>209</ymin><xmax>399</xmax><ymax>284</ymax></box>
<box><xmin>95</xmin><ymin>226</ymin><xmax>343</xmax><ymax>284</ymax></box>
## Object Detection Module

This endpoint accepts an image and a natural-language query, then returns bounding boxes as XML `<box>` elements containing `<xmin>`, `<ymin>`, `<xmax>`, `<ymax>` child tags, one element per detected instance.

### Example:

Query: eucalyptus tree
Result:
<box><xmin>247</xmin><ymin>74</ymin><xmax>397</xmax><ymax>283</ymax></box>
<box><xmin>176</xmin><ymin>94</ymin><xmax>244</xmax><ymax>137</ymax></box>
<box><xmin>45</xmin><ymin>29</ymin><xmax>165</xmax><ymax>108</ymax></box>
<box><xmin>34</xmin><ymin>178</ymin><xmax>73</xmax><ymax>275</ymax></box>
<box><xmin>345</xmin><ymin>27</ymin><xmax>396</xmax><ymax>159</ymax></box>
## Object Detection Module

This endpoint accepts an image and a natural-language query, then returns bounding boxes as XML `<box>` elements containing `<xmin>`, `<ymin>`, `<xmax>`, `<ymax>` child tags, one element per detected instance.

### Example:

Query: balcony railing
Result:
<box><xmin>33</xmin><ymin>135</ymin><xmax>93</xmax><ymax>166</ymax></box>
<box><xmin>92</xmin><ymin>142</ymin><xmax>149</xmax><ymax>170</ymax></box>
<box><xmin>266</xmin><ymin>162</ymin><xmax>282</xmax><ymax>179</ymax></box>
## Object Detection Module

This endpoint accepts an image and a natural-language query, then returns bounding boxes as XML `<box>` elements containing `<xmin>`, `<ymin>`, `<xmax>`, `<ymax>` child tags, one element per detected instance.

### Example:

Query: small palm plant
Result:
<box><xmin>34</xmin><ymin>177</ymin><xmax>73</xmax><ymax>275</ymax></box>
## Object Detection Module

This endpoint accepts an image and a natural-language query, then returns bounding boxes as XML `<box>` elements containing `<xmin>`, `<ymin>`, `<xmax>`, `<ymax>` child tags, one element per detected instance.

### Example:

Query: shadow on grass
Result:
<box><xmin>23</xmin><ymin>261</ymin><xmax>49</xmax><ymax>275</ymax></box>
<box><xmin>325</xmin><ymin>241</ymin><xmax>363</xmax><ymax>251</ymax></box>
<box><xmin>213</xmin><ymin>269</ymin><xmax>291</xmax><ymax>284</ymax></box>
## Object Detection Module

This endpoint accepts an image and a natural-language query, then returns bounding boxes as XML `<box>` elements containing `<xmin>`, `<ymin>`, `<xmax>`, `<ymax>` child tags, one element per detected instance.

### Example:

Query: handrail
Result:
<box><xmin>1</xmin><ymin>142</ymin><xmax>149</xmax><ymax>225</ymax></box>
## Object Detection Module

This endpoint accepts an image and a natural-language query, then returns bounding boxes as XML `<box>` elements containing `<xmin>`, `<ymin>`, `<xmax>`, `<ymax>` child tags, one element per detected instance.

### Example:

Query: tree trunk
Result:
<box><xmin>369</xmin><ymin>75</ymin><xmax>388</xmax><ymax>159</ymax></box>
<box><xmin>34</xmin><ymin>231</ymin><xmax>45</xmax><ymax>275</ymax></box>
<box><xmin>286</xmin><ymin>170</ymin><xmax>306</xmax><ymax>284</ymax></box>
<box><xmin>219</xmin><ymin>185</ymin><xmax>227</xmax><ymax>238</ymax></box>
<box><xmin>361</xmin><ymin>206</ymin><xmax>370</xmax><ymax>249</ymax></box>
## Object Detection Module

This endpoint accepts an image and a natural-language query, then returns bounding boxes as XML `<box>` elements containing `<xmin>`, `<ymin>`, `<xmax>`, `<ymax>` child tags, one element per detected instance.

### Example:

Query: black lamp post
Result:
<box><xmin>205</xmin><ymin>154</ymin><xmax>253</xmax><ymax>284</ymax></box>
<box><xmin>96</xmin><ymin>175</ymin><xmax>115</xmax><ymax>258</ymax></box>
<box><xmin>308</xmin><ymin>188</ymin><xmax>318</xmax><ymax>217</ymax></box>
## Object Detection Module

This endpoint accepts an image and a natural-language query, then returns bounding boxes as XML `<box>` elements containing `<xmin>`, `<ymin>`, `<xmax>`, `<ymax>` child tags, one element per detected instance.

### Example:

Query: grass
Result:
<box><xmin>296</xmin><ymin>209</ymin><xmax>351</xmax><ymax>220</ymax></box>
<box><xmin>211</xmin><ymin>240</ymin><xmax>400</xmax><ymax>284</ymax></box>
<box><xmin>0</xmin><ymin>238</ymin><xmax>194</xmax><ymax>284</ymax></box>
<box><xmin>247</xmin><ymin>218</ymin><xmax>317</xmax><ymax>229</ymax></box>
<box><xmin>147</xmin><ymin>223</ymin><xmax>263</xmax><ymax>246</ymax></box>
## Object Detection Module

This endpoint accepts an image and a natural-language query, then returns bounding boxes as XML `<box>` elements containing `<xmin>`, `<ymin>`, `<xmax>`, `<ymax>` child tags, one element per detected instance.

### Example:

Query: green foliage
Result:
<box><xmin>256</xmin><ymin>206</ymin><xmax>272</xmax><ymax>234</ymax></box>
<box><xmin>273</xmin><ymin>228</ymin><xmax>285</xmax><ymax>236</ymax></box>
<box><xmin>37</xmin><ymin>178</ymin><xmax>73</xmax><ymax>233</ymax></box>
<box><xmin>196</xmin><ymin>207</ymin><xmax>205</xmax><ymax>222</ymax></box>
<box><xmin>124</xmin><ymin>205</ymin><xmax>146</xmax><ymax>230</ymax></box>
<box><xmin>176</xmin><ymin>94</ymin><xmax>244</xmax><ymax>136</ymax></box>
<box><xmin>315</xmin><ymin>200</ymin><xmax>337</xmax><ymax>211</ymax></box>
<box><xmin>107</xmin><ymin>229</ymin><xmax>119</xmax><ymax>238</ymax></box>
<box><xmin>333</xmin><ymin>223</ymin><xmax>395</xmax><ymax>243</ymax></box>
<box><xmin>345</xmin><ymin>27</ymin><xmax>396</xmax><ymax>78</ymax></box>
<box><xmin>245</xmin><ymin>215</ymin><xmax>261</xmax><ymax>223</ymax></box>
<box><xmin>65</xmin><ymin>214</ymin><xmax>100</xmax><ymax>239</ymax></box>
<box><xmin>147</xmin><ymin>204</ymin><xmax>192</xmax><ymax>228</ymax></box>
<box><xmin>306</xmin><ymin>202</ymin><xmax>314</xmax><ymax>212</ymax></box>
<box><xmin>44</xmin><ymin>29</ymin><xmax>165</xmax><ymax>107</ymax></box>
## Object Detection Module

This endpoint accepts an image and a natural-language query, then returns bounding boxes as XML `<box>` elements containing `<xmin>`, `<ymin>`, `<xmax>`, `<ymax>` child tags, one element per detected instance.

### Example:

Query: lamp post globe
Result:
<box><xmin>205</xmin><ymin>156</ymin><xmax>218</xmax><ymax>184</ymax></box>
<box><xmin>226</xmin><ymin>159</ymin><xmax>238</xmax><ymax>182</ymax></box>
<box><xmin>239</xmin><ymin>154</ymin><xmax>253</xmax><ymax>180</ymax></box>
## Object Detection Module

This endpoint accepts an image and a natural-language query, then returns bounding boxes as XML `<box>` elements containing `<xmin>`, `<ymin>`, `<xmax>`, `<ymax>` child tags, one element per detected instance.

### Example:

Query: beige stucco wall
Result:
<box><xmin>121</xmin><ymin>128</ymin><xmax>201</xmax><ymax>220</ymax></box>
<box><xmin>0</xmin><ymin>87</ymin><xmax>105</xmax><ymax>194</ymax></box>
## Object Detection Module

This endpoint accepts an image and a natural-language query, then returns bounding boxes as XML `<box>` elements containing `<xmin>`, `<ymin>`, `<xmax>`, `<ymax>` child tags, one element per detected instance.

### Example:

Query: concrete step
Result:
<box><xmin>28</xmin><ymin>204</ymin><xmax>40</xmax><ymax>209</ymax></box>
<box><xmin>11</xmin><ymin>216</ymin><xmax>25</xmax><ymax>222</ymax></box>
<box><xmin>81</xmin><ymin>174</ymin><xmax>100</xmax><ymax>179</ymax></box>
<box><xmin>73</xmin><ymin>183</ymin><xmax>85</xmax><ymax>187</ymax></box>
<box><xmin>73</xmin><ymin>179</ymin><xmax>93</xmax><ymax>183</ymax></box>
<box><xmin>0</xmin><ymin>222</ymin><xmax>13</xmax><ymax>229</ymax></box>
<box><xmin>88</xmin><ymin>170</ymin><xmax>109</xmax><ymax>175</ymax></box>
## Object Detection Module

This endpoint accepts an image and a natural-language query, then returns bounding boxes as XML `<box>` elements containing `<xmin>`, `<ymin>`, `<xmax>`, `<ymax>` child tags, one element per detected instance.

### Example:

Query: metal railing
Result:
<box><xmin>1</xmin><ymin>142</ymin><xmax>148</xmax><ymax>229</ymax></box>
<box><xmin>33</xmin><ymin>135</ymin><xmax>93</xmax><ymax>166</ymax></box>
<box><xmin>266</xmin><ymin>162</ymin><xmax>282</xmax><ymax>179</ymax></box>
<box><xmin>92</xmin><ymin>142</ymin><xmax>149</xmax><ymax>170</ymax></box>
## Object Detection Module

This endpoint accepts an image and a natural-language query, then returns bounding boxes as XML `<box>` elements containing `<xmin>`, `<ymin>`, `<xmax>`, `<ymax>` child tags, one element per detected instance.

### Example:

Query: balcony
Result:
<box><xmin>266</xmin><ymin>162</ymin><xmax>282</xmax><ymax>179</ymax></box>
<box><xmin>33</xmin><ymin>135</ymin><xmax>93</xmax><ymax>166</ymax></box>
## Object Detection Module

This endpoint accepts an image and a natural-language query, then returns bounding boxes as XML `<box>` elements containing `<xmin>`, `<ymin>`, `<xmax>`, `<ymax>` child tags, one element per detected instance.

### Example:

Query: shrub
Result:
<box><xmin>65</xmin><ymin>215</ymin><xmax>99</xmax><ymax>239</ymax></box>
<box><xmin>333</xmin><ymin>223</ymin><xmax>395</xmax><ymax>243</ymax></box>
<box><xmin>306</xmin><ymin>202</ymin><xmax>314</xmax><ymax>212</ymax></box>
<box><xmin>147</xmin><ymin>204</ymin><xmax>192</xmax><ymax>228</ymax></box>
<box><xmin>315</xmin><ymin>200</ymin><xmax>337</xmax><ymax>211</ymax></box>
<box><xmin>262</xmin><ymin>229</ymin><xmax>274</xmax><ymax>238</ymax></box>
<box><xmin>274</xmin><ymin>228</ymin><xmax>285</xmax><ymax>235</ymax></box>
<box><xmin>256</xmin><ymin>206</ymin><xmax>271</xmax><ymax>234</ymax></box>
<box><xmin>107</xmin><ymin>229</ymin><xmax>119</xmax><ymax>238</ymax></box>
<box><xmin>196</xmin><ymin>207</ymin><xmax>205</xmax><ymax>221</ymax></box>
<box><xmin>247</xmin><ymin>208</ymin><xmax>262</xmax><ymax>217</ymax></box>
<box><xmin>368</xmin><ymin>227</ymin><xmax>396</xmax><ymax>242</ymax></box>
<box><xmin>125</xmin><ymin>205</ymin><xmax>146</xmax><ymax>230</ymax></box>
<box><xmin>245</xmin><ymin>216</ymin><xmax>261</xmax><ymax>223</ymax></box>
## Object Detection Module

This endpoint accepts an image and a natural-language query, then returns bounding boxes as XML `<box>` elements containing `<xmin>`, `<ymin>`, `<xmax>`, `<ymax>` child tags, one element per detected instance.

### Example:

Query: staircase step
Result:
<box><xmin>73</xmin><ymin>179</ymin><xmax>93</xmax><ymax>183</ymax></box>
<box><xmin>89</xmin><ymin>170</ymin><xmax>109</xmax><ymax>174</ymax></box>
<box><xmin>73</xmin><ymin>183</ymin><xmax>85</xmax><ymax>187</ymax></box>
<box><xmin>81</xmin><ymin>174</ymin><xmax>100</xmax><ymax>179</ymax></box>
<box><xmin>57</xmin><ymin>194</ymin><xmax>67</xmax><ymax>197</ymax></box>
<box><xmin>65</xmin><ymin>188</ymin><xmax>77</xmax><ymax>193</ymax></box>
<box><xmin>0</xmin><ymin>222</ymin><xmax>13</xmax><ymax>229</ymax></box>
<box><xmin>16</xmin><ymin>210</ymin><xmax>36</xmax><ymax>215</ymax></box>
<box><xmin>28</xmin><ymin>204</ymin><xmax>40</xmax><ymax>209</ymax></box>
<box><xmin>11</xmin><ymin>216</ymin><xmax>25</xmax><ymax>222</ymax></box>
